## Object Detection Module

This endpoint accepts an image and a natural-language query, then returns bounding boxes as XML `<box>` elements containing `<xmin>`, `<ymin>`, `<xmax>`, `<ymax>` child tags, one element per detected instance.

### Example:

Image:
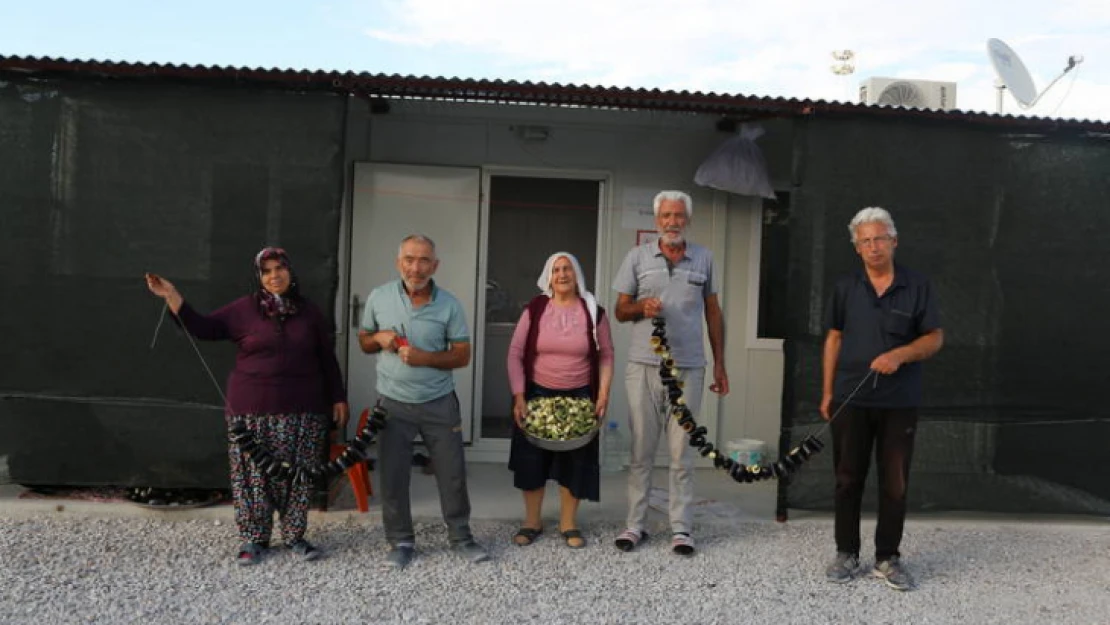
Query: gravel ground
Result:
<box><xmin>1</xmin><ymin>515</ymin><xmax>1107</xmax><ymax>625</ymax></box>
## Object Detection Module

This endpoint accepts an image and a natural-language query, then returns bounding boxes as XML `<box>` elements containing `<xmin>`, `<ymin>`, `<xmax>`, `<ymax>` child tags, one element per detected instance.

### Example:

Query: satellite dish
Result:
<box><xmin>986</xmin><ymin>38</ymin><xmax>1083</xmax><ymax>114</ymax></box>
<box><xmin>987</xmin><ymin>38</ymin><xmax>1037</xmax><ymax>108</ymax></box>
<box><xmin>876</xmin><ymin>81</ymin><xmax>927</xmax><ymax>108</ymax></box>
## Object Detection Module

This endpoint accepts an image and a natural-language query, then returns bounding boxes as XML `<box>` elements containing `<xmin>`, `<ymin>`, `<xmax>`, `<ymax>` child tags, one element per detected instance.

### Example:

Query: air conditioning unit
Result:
<box><xmin>859</xmin><ymin>77</ymin><xmax>958</xmax><ymax>111</ymax></box>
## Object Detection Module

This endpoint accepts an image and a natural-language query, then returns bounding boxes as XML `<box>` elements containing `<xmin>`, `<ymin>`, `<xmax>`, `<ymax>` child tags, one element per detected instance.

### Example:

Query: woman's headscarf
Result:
<box><xmin>253</xmin><ymin>246</ymin><xmax>300</xmax><ymax>319</ymax></box>
<box><xmin>536</xmin><ymin>251</ymin><xmax>599</xmax><ymax>339</ymax></box>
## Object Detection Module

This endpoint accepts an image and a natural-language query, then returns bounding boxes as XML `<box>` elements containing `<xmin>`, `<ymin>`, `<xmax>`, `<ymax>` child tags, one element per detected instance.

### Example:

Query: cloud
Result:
<box><xmin>362</xmin><ymin>0</ymin><xmax>1110</xmax><ymax>120</ymax></box>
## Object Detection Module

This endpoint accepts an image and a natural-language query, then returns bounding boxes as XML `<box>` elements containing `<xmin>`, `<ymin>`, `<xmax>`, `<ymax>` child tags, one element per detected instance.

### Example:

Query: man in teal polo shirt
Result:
<box><xmin>358</xmin><ymin>234</ymin><xmax>489</xmax><ymax>570</ymax></box>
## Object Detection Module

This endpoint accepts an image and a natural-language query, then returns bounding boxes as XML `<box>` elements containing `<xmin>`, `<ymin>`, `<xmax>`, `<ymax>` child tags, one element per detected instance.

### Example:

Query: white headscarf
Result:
<box><xmin>536</xmin><ymin>251</ymin><xmax>599</xmax><ymax>341</ymax></box>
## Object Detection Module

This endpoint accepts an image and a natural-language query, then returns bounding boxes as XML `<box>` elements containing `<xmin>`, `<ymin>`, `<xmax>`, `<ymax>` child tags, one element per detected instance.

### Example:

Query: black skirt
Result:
<box><xmin>508</xmin><ymin>383</ymin><xmax>600</xmax><ymax>502</ymax></box>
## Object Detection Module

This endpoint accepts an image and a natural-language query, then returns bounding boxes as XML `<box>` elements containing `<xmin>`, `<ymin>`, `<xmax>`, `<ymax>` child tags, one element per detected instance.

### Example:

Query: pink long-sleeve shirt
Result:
<box><xmin>507</xmin><ymin>300</ymin><xmax>614</xmax><ymax>395</ymax></box>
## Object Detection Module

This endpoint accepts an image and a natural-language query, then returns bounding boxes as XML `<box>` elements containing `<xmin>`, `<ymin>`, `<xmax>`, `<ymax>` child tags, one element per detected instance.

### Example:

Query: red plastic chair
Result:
<box><xmin>329</xmin><ymin>408</ymin><xmax>373</xmax><ymax>512</ymax></box>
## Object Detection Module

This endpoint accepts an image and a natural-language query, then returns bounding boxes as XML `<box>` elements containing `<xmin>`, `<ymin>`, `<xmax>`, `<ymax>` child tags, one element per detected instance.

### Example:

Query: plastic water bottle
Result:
<box><xmin>601</xmin><ymin>421</ymin><xmax>626</xmax><ymax>473</ymax></box>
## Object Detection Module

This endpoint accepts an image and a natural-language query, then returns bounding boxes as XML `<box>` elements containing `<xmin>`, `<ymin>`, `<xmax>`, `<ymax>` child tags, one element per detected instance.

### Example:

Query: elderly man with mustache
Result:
<box><xmin>611</xmin><ymin>191</ymin><xmax>729</xmax><ymax>557</ymax></box>
<box><xmin>358</xmin><ymin>234</ymin><xmax>489</xmax><ymax>570</ymax></box>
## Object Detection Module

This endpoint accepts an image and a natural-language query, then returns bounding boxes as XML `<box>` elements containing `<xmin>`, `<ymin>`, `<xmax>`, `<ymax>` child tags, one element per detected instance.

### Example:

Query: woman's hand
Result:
<box><xmin>332</xmin><ymin>402</ymin><xmax>350</xmax><ymax>431</ymax></box>
<box><xmin>144</xmin><ymin>273</ymin><xmax>183</xmax><ymax>313</ymax></box>
<box><xmin>594</xmin><ymin>394</ymin><xmax>609</xmax><ymax>420</ymax></box>
<box><xmin>512</xmin><ymin>394</ymin><xmax>527</xmax><ymax>429</ymax></box>
<box><xmin>145</xmin><ymin>272</ymin><xmax>177</xmax><ymax>298</ymax></box>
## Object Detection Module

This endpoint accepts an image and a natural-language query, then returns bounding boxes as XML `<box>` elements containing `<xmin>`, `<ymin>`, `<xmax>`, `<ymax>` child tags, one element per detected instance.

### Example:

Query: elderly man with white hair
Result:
<box><xmin>821</xmin><ymin>207</ymin><xmax>943</xmax><ymax>591</ymax></box>
<box><xmin>611</xmin><ymin>190</ymin><xmax>728</xmax><ymax>557</ymax></box>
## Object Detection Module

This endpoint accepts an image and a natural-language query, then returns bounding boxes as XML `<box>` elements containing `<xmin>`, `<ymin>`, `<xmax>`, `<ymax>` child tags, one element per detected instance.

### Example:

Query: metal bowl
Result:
<box><xmin>524</xmin><ymin>424</ymin><xmax>600</xmax><ymax>452</ymax></box>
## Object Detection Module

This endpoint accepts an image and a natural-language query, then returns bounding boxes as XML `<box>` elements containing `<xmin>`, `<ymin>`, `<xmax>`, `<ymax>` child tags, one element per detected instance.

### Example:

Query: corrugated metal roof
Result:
<box><xmin>2</xmin><ymin>55</ymin><xmax>1107</xmax><ymax>133</ymax></box>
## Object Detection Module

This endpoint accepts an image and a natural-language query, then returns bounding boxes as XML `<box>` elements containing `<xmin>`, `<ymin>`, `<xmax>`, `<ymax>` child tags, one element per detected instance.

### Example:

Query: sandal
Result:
<box><xmin>561</xmin><ymin>529</ymin><xmax>586</xmax><ymax>549</ymax></box>
<box><xmin>614</xmin><ymin>528</ymin><xmax>648</xmax><ymax>552</ymax></box>
<box><xmin>512</xmin><ymin>527</ymin><xmax>543</xmax><ymax>546</ymax></box>
<box><xmin>671</xmin><ymin>532</ymin><xmax>696</xmax><ymax>556</ymax></box>
<box><xmin>236</xmin><ymin>542</ymin><xmax>265</xmax><ymax>566</ymax></box>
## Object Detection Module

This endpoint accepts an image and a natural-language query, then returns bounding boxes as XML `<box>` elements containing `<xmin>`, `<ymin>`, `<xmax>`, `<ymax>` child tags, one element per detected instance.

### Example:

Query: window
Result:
<box><xmin>756</xmin><ymin>192</ymin><xmax>790</xmax><ymax>340</ymax></box>
<box><xmin>484</xmin><ymin>176</ymin><xmax>600</xmax><ymax>322</ymax></box>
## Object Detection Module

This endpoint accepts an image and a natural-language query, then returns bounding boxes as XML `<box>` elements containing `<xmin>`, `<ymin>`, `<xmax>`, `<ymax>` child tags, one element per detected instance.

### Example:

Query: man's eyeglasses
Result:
<box><xmin>856</xmin><ymin>235</ymin><xmax>894</xmax><ymax>248</ymax></box>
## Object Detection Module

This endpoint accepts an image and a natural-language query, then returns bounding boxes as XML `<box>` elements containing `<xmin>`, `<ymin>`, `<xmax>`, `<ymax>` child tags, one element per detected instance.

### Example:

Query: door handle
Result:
<box><xmin>351</xmin><ymin>293</ymin><xmax>362</xmax><ymax>329</ymax></box>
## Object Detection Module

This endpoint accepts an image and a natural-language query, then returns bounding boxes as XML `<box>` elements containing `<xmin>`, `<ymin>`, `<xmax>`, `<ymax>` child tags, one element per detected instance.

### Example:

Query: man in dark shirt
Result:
<box><xmin>821</xmin><ymin>207</ymin><xmax>943</xmax><ymax>591</ymax></box>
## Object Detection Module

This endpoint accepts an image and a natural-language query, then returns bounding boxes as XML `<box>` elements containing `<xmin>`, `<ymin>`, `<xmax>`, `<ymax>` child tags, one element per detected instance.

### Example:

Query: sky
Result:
<box><xmin>3</xmin><ymin>0</ymin><xmax>1108</xmax><ymax>121</ymax></box>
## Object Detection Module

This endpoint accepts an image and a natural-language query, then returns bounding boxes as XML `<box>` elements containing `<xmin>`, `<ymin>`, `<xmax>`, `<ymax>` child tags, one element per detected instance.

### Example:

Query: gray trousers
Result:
<box><xmin>624</xmin><ymin>362</ymin><xmax>705</xmax><ymax>535</ymax></box>
<box><xmin>378</xmin><ymin>392</ymin><xmax>473</xmax><ymax>547</ymax></box>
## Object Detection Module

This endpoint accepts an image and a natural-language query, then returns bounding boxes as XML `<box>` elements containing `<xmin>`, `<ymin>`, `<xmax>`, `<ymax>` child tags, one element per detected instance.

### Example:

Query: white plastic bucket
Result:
<box><xmin>726</xmin><ymin>439</ymin><xmax>766</xmax><ymax>467</ymax></box>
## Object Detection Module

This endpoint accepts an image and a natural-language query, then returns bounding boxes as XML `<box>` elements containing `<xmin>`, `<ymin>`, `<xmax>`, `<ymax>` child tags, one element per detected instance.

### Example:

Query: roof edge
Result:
<box><xmin>1</xmin><ymin>55</ymin><xmax>1107</xmax><ymax>133</ymax></box>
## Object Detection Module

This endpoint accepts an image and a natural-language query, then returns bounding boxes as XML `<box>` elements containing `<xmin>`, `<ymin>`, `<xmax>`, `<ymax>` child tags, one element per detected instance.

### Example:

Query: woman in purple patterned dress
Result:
<box><xmin>145</xmin><ymin>247</ymin><xmax>348</xmax><ymax>565</ymax></box>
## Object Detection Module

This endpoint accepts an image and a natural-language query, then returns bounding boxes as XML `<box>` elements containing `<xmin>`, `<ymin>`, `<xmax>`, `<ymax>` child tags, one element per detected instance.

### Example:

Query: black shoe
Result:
<box><xmin>289</xmin><ymin>539</ymin><xmax>321</xmax><ymax>562</ymax></box>
<box><xmin>385</xmin><ymin>545</ymin><xmax>416</xmax><ymax>570</ymax></box>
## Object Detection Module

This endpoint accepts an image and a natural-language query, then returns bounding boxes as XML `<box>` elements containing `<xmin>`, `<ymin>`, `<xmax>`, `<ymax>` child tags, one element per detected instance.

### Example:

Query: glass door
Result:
<box><xmin>477</xmin><ymin>174</ymin><xmax>602</xmax><ymax>440</ymax></box>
